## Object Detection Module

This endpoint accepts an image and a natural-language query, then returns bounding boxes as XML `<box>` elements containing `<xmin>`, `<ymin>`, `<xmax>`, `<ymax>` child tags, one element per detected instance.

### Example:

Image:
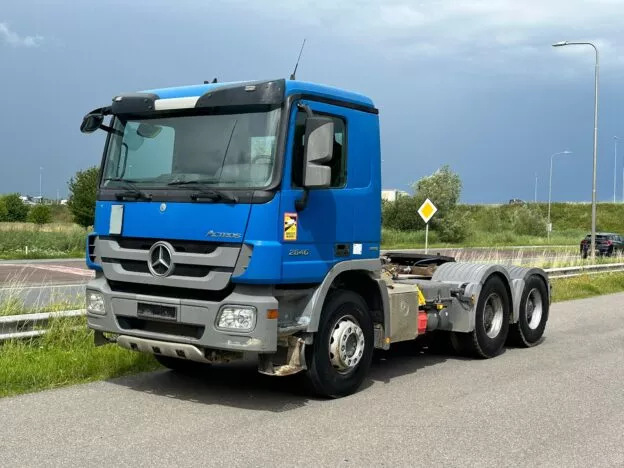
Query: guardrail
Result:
<box><xmin>0</xmin><ymin>309</ymin><xmax>85</xmax><ymax>342</ymax></box>
<box><xmin>545</xmin><ymin>262</ymin><xmax>624</xmax><ymax>279</ymax></box>
<box><xmin>3</xmin><ymin>263</ymin><xmax>624</xmax><ymax>342</ymax></box>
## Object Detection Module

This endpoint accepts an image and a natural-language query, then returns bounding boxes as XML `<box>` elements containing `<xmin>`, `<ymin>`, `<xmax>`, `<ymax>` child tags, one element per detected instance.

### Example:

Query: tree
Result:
<box><xmin>28</xmin><ymin>204</ymin><xmax>52</xmax><ymax>225</ymax></box>
<box><xmin>411</xmin><ymin>165</ymin><xmax>462</xmax><ymax>213</ymax></box>
<box><xmin>413</xmin><ymin>165</ymin><xmax>467</xmax><ymax>242</ymax></box>
<box><xmin>2</xmin><ymin>193</ymin><xmax>29</xmax><ymax>222</ymax></box>
<box><xmin>67</xmin><ymin>166</ymin><xmax>99</xmax><ymax>228</ymax></box>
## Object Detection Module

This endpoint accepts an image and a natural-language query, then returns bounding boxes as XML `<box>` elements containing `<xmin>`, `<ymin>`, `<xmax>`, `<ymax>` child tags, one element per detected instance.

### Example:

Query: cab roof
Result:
<box><xmin>141</xmin><ymin>78</ymin><xmax>376</xmax><ymax>111</ymax></box>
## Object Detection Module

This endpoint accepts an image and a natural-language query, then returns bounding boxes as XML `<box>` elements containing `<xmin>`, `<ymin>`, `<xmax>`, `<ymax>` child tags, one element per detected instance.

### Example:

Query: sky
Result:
<box><xmin>1</xmin><ymin>0</ymin><xmax>624</xmax><ymax>203</ymax></box>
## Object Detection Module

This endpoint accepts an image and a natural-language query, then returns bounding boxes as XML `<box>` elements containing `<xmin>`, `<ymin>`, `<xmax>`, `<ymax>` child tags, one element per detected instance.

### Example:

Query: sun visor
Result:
<box><xmin>195</xmin><ymin>79</ymin><xmax>285</xmax><ymax>109</ymax></box>
<box><xmin>110</xmin><ymin>92</ymin><xmax>160</xmax><ymax>115</ymax></box>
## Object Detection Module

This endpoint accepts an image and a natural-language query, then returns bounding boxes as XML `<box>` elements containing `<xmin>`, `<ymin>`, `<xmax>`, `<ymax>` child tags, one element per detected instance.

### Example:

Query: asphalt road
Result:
<box><xmin>0</xmin><ymin>259</ymin><xmax>91</xmax><ymax>309</ymax></box>
<box><xmin>1</xmin><ymin>293</ymin><xmax>623</xmax><ymax>467</ymax></box>
<box><xmin>0</xmin><ymin>259</ymin><xmax>92</xmax><ymax>286</ymax></box>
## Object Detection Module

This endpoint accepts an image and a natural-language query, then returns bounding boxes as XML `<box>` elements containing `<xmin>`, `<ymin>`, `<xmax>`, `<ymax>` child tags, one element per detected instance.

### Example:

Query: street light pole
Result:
<box><xmin>615</xmin><ymin>136</ymin><xmax>619</xmax><ymax>203</ymax></box>
<box><xmin>547</xmin><ymin>150</ymin><xmax>572</xmax><ymax>241</ymax></box>
<box><xmin>552</xmin><ymin>41</ymin><xmax>599</xmax><ymax>260</ymax></box>
<box><xmin>39</xmin><ymin>166</ymin><xmax>43</xmax><ymax>201</ymax></box>
<box><xmin>534</xmin><ymin>174</ymin><xmax>538</xmax><ymax>203</ymax></box>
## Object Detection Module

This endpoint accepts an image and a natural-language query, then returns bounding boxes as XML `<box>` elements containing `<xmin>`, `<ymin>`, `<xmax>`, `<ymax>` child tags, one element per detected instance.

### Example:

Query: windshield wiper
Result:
<box><xmin>167</xmin><ymin>180</ymin><xmax>238</xmax><ymax>203</ymax></box>
<box><xmin>167</xmin><ymin>179</ymin><xmax>219</xmax><ymax>186</ymax></box>
<box><xmin>191</xmin><ymin>189</ymin><xmax>238</xmax><ymax>203</ymax></box>
<box><xmin>105</xmin><ymin>178</ymin><xmax>152</xmax><ymax>201</ymax></box>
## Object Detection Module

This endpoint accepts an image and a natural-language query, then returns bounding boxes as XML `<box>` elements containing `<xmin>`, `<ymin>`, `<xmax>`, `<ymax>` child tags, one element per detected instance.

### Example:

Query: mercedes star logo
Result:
<box><xmin>147</xmin><ymin>242</ymin><xmax>174</xmax><ymax>277</ymax></box>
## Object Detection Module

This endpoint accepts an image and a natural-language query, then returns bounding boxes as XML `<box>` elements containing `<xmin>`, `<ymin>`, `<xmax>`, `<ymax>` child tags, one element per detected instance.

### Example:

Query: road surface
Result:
<box><xmin>1</xmin><ymin>293</ymin><xmax>622</xmax><ymax>467</ymax></box>
<box><xmin>0</xmin><ymin>259</ymin><xmax>91</xmax><ymax>309</ymax></box>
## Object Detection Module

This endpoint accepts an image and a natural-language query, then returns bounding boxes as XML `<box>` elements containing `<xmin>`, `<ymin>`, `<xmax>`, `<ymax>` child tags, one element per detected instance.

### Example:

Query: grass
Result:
<box><xmin>0</xmin><ymin>222</ymin><xmax>86</xmax><ymax>260</ymax></box>
<box><xmin>381</xmin><ymin>228</ymin><xmax>583</xmax><ymax>249</ymax></box>
<box><xmin>0</xmin><ymin>316</ymin><xmax>160</xmax><ymax>398</ymax></box>
<box><xmin>551</xmin><ymin>272</ymin><xmax>624</xmax><ymax>303</ymax></box>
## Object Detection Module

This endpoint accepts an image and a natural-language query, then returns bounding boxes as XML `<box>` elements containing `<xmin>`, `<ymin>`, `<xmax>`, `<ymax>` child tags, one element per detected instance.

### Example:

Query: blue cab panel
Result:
<box><xmin>90</xmin><ymin>79</ymin><xmax>381</xmax><ymax>286</ymax></box>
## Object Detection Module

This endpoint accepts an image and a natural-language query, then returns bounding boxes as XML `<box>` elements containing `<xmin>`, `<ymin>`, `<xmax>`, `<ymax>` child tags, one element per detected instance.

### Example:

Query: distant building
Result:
<box><xmin>19</xmin><ymin>195</ymin><xmax>37</xmax><ymax>205</ymax></box>
<box><xmin>382</xmin><ymin>189</ymin><xmax>410</xmax><ymax>202</ymax></box>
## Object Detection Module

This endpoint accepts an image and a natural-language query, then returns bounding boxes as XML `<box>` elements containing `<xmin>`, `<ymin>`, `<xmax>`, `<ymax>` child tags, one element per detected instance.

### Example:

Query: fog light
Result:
<box><xmin>216</xmin><ymin>306</ymin><xmax>256</xmax><ymax>332</ymax></box>
<box><xmin>86</xmin><ymin>291</ymin><xmax>105</xmax><ymax>315</ymax></box>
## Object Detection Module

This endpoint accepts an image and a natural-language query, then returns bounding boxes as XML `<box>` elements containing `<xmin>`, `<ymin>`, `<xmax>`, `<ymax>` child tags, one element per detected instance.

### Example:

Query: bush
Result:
<box><xmin>49</xmin><ymin>204</ymin><xmax>73</xmax><ymax>224</ymax></box>
<box><xmin>432</xmin><ymin>208</ymin><xmax>469</xmax><ymax>242</ymax></box>
<box><xmin>382</xmin><ymin>197</ymin><xmax>423</xmax><ymax>231</ymax></box>
<box><xmin>28</xmin><ymin>205</ymin><xmax>52</xmax><ymax>225</ymax></box>
<box><xmin>0</xmin><ymin>199</ymin><xmax>8</xmax><ymax>222</ymax></box>
<box><xmin>2</xmin><ymin>193</ymin><xmax>29</xmax><ymax>222</ymax></box>
<box><xmin>510</xmin><ymin>205</ymin><xmax>548</xmax><ymax>236</ymax></box>
<box><xmin>67</xmin><ymin>167</ymin><xmax>99</xmax><ymax>228</ymax></box>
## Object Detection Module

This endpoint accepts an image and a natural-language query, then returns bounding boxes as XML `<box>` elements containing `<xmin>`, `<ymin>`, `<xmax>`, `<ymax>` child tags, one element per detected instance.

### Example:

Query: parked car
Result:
<box><xmin>580</xmin><ymin>232</ymin><xmax>624</xmax><ymax>258</ymax></box>
<box><xmin>508</xmin><ymin>198</ymin><xmax>526</xmax><ymax>205</ymax></box>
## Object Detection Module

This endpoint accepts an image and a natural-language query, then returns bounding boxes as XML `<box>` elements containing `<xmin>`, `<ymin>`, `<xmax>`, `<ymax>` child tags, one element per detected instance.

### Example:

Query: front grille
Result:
<box><xmin>117</xmin><ymin>316</ymin><xmax>204</xmax><ymax>339</ymax></box>
<box><xmin>109</xmin><ymin>280</ymin><xmax>234</xmax><ymax>302</ymax></box>
<box><xmin>106</xmin><ymin>259</ymin><xmax>217</xmax><ymax>278</ymax></box>
<box><xmin>112</xmin><ymin>237</ymin><xmax>222</xmax><ymax>255</ymax></box>
<box><xmin>96</xmin><ymin>236</ymin><xmax>241</xmax><ymax>292</ymax></box>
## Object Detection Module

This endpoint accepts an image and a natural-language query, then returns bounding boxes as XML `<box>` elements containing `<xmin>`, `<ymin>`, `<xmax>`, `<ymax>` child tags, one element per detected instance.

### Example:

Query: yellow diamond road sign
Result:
<box><xmin>418</xmin><ymin>198</ymin><xmax>437</xmax><ymax>223</ymax></box>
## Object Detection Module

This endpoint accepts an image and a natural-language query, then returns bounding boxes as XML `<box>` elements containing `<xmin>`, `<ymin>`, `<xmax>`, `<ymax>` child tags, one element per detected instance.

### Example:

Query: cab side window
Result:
<box><xmin>292</xmin><ymin>110</ymin><xmax>347</xmax><ymax>188</ymax></box>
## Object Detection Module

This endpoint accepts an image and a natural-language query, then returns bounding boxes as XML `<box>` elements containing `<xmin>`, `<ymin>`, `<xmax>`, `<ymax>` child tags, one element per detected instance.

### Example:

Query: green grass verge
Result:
<box><xmin>0</xmin><ymin>225</ymin><xmax>86</xmax><ymax>260</ymax></box>
<box><xmin>381</xmin><ymin>228</ymin><xmax>582</xmax><ymax>249</ymax></box>
<box><xmin>0</xmin><ymin>317</ymin><xmax>160</xmax><ymax>398</ymax></box>
<box><xmin>550</xmin><ymin>272</ymin><xmax>624</xmax><ymax>303</ymax></box>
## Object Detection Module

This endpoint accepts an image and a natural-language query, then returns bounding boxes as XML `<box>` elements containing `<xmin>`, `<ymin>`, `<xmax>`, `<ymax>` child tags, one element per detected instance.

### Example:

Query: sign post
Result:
<box><xmin>417</xmin><ymin>198</ymin><xmax>438</xmax><ymax>254</ymax></box>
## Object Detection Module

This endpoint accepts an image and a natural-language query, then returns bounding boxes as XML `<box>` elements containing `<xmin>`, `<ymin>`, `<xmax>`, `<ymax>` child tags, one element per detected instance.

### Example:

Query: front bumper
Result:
<box><xmin>86</xmin><ymin>275</ymin><xmax>278</xmax><ymax>353</ymax></box>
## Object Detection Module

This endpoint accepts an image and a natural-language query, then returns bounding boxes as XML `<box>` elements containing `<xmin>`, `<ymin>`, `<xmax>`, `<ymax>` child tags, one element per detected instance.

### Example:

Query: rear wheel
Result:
<box><xmin>304</xmin><ymin>290</ymin><xmax>374</xmax><ymax>398</ymax></box>
<box><xmin>508</xmin><ymin>276</ymin><xmax>549</xmax><ymax>347</ymax></box>
<box><xmin>451</xmin><ymin>275</ymin><xmax>511</xmax><ymax>358</ymax></box>
<box><xmin>154</xmin><ymin>354</ymin><xmax>210</xmax><ymax>374</ymax></box>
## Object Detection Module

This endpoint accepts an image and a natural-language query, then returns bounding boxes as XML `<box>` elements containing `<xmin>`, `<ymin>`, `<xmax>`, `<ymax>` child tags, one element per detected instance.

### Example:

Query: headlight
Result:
<box><xmin>216</xmin><ymin>306</ymin><xmax>256</xmax><ymax>332</ymax></box>
<box><xmin>86</xmin><ymin>291</ymin><xmax>105</xmax><ymax>315</ymax></box>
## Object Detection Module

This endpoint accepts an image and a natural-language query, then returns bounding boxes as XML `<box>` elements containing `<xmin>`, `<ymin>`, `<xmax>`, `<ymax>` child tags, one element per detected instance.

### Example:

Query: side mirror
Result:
<box><xmin>80</xmin><ymin>114</ymin><xmax>103</xmax><ymax>134</ymax></box>
<box><xmin>302</xmin><ymin>116</ymin><xmax>334</xmax><ymax>188</ymax></box>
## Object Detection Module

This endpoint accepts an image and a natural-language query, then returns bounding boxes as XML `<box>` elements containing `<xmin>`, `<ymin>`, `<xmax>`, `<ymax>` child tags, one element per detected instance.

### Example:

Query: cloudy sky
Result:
<box><xmin>1</xmin><ymin>0</ymin><xmax>624</xmax><ymax>203</ymax></box>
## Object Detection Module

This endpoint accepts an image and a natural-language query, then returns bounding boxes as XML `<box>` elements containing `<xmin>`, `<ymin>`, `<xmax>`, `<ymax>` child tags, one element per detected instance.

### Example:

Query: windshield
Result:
<box><xmin>101</xmin><ymin>108</ymin><xmax>281</xmax><ymax>189</ymax></box>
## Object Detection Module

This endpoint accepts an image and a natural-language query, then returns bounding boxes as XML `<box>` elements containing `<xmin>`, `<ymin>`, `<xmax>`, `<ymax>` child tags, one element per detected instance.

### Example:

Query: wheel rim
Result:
<box><xmin>329</xmin><ymin>315</ymin><xmax>365</xmax><ymax>374</ymax></box>
<box><xmin>525</xmin><ymin>288</ymin><xmax>543</xmax><ymax>330</ymax></box>
<box><xmin>483</xmin><ymin>293</ymin><xmax>504</xmax><ymax>339</ymax></box>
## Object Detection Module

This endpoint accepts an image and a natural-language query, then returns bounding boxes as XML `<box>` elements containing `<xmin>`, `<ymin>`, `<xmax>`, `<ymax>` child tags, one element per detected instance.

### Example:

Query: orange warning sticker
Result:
<box><xmin>284</xmin><ymin>212</ymin><xmax>298</xmax><ymax>241</ymax></box>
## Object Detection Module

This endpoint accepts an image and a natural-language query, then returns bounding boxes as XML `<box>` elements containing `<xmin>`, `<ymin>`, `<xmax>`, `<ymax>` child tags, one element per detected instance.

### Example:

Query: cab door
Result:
<box><xmin>279</xmin><ymin>100</ymin><xmax>354</xmax><ymax>284</ymax></box>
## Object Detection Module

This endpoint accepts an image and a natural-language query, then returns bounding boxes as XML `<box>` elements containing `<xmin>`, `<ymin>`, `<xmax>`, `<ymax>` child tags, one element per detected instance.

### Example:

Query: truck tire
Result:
<box><xmin>508</xmin><ymin>275</ymin><xmax>549</xmax><ymax>347</ymax></box>
<box><xmin>154</xmin><ymin>355</ymin><xmax>210</xmax><ymax>374</ymax></box>
<box><xmin>450</xmin><ymin>275</ymin><xmax>511</xmax><ymax>358</ymax></box>
<box><xmin>304</xmin><ymin>290</ymin><xmax>374</xmax><ymax>398</ymax></box>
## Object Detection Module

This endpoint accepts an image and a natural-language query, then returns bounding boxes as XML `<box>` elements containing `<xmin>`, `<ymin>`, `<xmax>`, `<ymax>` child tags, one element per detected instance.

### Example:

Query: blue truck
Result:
<box><xmin>80</xmin><ymin>78</ymin><xmax>550</xmax><ymax>398</ymax></box>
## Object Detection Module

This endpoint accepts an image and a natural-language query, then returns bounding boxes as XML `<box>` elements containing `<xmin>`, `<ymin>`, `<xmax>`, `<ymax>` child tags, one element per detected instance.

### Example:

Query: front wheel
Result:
<box><xmin>451</xmin><ymin>275</ymin><xmax>511</xmax><ymax>358</ymax></box>
<box><xmin>304</xmin><ymin>290</ymin><xmax>374</xmax><ymax>398</ymax></box>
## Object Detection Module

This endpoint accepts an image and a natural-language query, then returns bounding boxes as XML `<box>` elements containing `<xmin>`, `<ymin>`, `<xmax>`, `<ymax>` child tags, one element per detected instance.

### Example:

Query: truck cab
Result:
<box><xmin>81</xmin><ymin>78</ymin><xmax>550</xmax><ymax>398</ymax></box>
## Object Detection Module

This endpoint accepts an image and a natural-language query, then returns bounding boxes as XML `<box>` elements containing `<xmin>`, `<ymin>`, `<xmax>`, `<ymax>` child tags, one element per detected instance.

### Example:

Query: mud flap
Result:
<box><xmin>258</xmin><ymin>336</ymin><xmax>308</xmax><ymax>376</ymax></box>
